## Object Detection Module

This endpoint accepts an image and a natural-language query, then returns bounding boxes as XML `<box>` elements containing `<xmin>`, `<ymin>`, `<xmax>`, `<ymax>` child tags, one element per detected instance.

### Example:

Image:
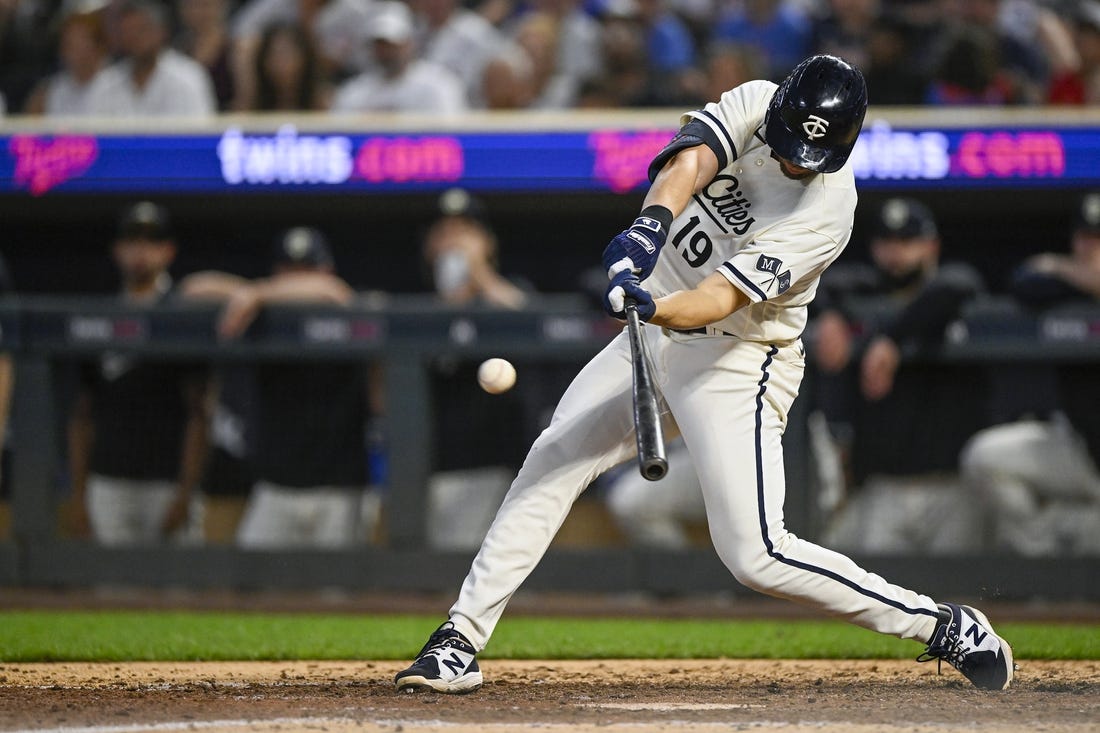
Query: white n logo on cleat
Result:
<box><xmin>442</xmin><ymin>652</ymin><xmax>466</xmax><ymax>675</ymax></box>
<box><xmin>964</xmin><ymin>624</ymin><xmax>988</xmax><ymax>645</ymax></box>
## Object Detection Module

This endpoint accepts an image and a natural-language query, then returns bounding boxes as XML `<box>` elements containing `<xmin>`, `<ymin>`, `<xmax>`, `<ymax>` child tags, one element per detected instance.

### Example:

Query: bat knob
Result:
<box><xmin>641</xmin><ymin>456</ymin><xmax>668</xmax><ymax>481</ymax></box>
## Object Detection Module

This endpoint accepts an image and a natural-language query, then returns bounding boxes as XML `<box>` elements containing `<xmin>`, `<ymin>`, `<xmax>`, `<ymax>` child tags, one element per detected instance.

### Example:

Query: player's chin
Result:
<box><xmin>772</xmin><ymin>153</ymin><xmax>816</xmax><ymax>180</ymax></box>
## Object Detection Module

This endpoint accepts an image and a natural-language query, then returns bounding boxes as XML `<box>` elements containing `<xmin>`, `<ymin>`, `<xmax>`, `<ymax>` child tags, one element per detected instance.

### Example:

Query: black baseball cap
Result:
<box><xmin>1074</xmin><ymin>191</ymin><xmax>1100</xmax><ymax>233</ymax></box>
<box><xmin>871</xmin><ymin>197</ymin><xmax>938</xmax><ymax>240</ymax></box>
<box><xmin>273</xmin><ymin>226</ymin><xmax>334</xmax><ymax>268</ymax></box>
<box><xmin>117</xmin><ymin>200</ymin><xmax>173</xmax><ymax>241</ymax></box>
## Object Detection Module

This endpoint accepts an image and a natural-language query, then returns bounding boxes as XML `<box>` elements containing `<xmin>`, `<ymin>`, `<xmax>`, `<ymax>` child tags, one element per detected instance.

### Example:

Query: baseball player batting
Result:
<box><xmin>395</xmin><ymin>55</ymin><xmax>1013</xmax><ymax>694</ymax></box>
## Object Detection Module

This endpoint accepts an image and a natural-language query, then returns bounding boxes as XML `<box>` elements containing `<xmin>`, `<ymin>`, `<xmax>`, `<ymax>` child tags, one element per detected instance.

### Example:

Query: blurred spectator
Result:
<box><xmin>253</xmin><ymin>20</ymin><xmax>331</xmax><ymax>110</ymax></box>
<box><xmin>812</xmin><ymin>197</ymin><xmax>988</xmax><ymax>555</ymax></box>
<box><xmin>228</xmin><ymin>0</ymin><xmax>374</xmax><ymax>109</ymax></box>
<box><xmin>481</xmin><ymin>38</ymin><xmax>536</xmax><ymax>108</ymax></box>
<box><xmin>0</xmin><ymin>0</ymin><xmax>58</xmax><ymax>112</ymax></box>
<box><xmin>174</xmin><ymin>0</ymin><xmax>236</xmax><ymax>110</ymax></box>
<box><xmin>960</xmin><ymin>192</ymin><xmax>1100</xmax><ymax>556</ymax></box>
<box><xmin>584</xmin><ymin>0</ymin><xmax>701</xmax><ymax>107</ymax></box>
<box><xmin>622</xmin><ymin>0</ymin><xmax>697</xmax><ymax>76</ymax></box>
<box><xmin>180</xmin><ymin>227</ymin><xmax>379</xmax><ymax>549</ymax></box>
<box><xmin>862</xmin><ymin>10</ymin><xmax>929</xmax><ymax>104</ymax></box>
<box><xmin>1048</xmin><ymin>0</ymin><xmax>1100</xmax><ymax>104</ymax></box>
<box><xmin>411</xmin><ymin>0</ymin><xmax>505</xmax><ymax>107</ymax></box>
<box><xmin>504</xmin><ymin>10</ymin><xmax>575</xmax><ymax>108</ymax></box>
<box><xmin>933</xmin><ymin>0</ymin><xmax>1052</xmax><ymax>103</ymax></box>
<box><xmin>700</xmin><ymin>41</ymin><xmax>761</xmax><ymax>105</ymax></box>
<box><xmin>810</xmin><ymin>0</ymin><xmax>877</xmax><ymax>72</ymax></box>
<box><xmin>66</xmin><ymin>202</ymin><xmax>211</xmax><ymax>546</ymax></box>
<box><xmin>23</xmin><ymin>4</ymin><xmax>110</xmax><ymax>115</ymax></box>
<box><xmin>331</xmin><ymin>0</ymin><xmax>467</xmax><ymax>113</ymax></box>
<box><xmin>711</xmin><ymin>0</ymin><xmax>811</xmax><ymax>81</ymax></box>
<box><xmin>924</xmin><ymin>23</ymin><xmax>1030</xmax><ymax>104</ymax></box>
<box><xmin>514</xmin><ymin>0</ymin><xmax>602</xmax><ymax>91</ymax></box>
<box><xmin>85</xmin><ymin>0</ymin><xmax>217</xmax><ymax>116</ymax></box>
<box><xmin>577</xmin><ymin>7</ymin><xmax>657</xmax><ymax>107</ymax></box>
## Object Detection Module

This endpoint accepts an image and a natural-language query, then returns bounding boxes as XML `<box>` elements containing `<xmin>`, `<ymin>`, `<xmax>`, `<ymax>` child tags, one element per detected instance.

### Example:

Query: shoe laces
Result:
<box><xmin>417</xmin><ymin>622</ymin><xmax>469</xmax><ymax>659</ymax></box>
<box><xmin>917</xmin><ymin>621</ymin><xmax>969</xmax><ymax>676</ymax></box>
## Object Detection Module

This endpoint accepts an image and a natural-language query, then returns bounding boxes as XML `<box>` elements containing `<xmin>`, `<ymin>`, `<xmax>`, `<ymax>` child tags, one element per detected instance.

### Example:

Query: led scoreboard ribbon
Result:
<box><xmin>2</xmin><ymin>119</ymin><xmax>1097</xmax><ymax>196</ymax></box>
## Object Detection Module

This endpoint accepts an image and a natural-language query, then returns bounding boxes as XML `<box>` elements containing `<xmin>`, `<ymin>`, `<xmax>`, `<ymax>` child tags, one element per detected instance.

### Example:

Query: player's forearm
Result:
<box><xmin>178</xmin><ymin>271</ymin><xmax>252</xmax><ymax>301</ymax></box>
<box><xmin>649</xmin><ymin>276</ymin><xmax>748</xmax><ymax>329</ymax></box>
<box><xmin>255</xmin><ymin>272</ymin><xmax>355</xmax><ymax>305</ymax></box>
<box><xmin>644</xmin><ymin>147</ymin><xmax>717</xmax><ymax>218</ymax></box>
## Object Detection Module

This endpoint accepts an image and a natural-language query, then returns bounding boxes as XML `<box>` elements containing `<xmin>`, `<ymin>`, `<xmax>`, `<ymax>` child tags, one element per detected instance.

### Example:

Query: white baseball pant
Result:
<box><xmin>449</xmin><ymin>324</ymin><xmax>941</xmax><ymax>649</ymax></box>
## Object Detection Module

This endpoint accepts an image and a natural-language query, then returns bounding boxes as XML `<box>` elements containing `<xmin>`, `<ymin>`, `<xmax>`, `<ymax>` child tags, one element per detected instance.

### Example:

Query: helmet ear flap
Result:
<box><xmin>764</xmin><ymin>55</ymin><xmax>868</xmax><ymax>174</ymax></box>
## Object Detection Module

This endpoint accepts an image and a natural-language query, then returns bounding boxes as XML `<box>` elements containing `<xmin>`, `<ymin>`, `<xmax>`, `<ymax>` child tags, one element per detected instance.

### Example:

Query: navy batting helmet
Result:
<box><xmin>764</xmin><ymin>55</ymin><xmax>867</xmax><ymax>174</ymax></box>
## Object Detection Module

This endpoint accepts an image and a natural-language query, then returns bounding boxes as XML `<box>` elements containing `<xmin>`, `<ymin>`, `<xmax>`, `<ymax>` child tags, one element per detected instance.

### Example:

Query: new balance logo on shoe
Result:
<box><xmin>394</xmin><ymin>621</ymin><xmax>484</xmax><ymax>694</ymax></box>
<box><xmin>964</xmin><ymin>624</ymin><xmax>988</xmax><ymax>646</ymax></box>
<box><xmin>441</xmin><ymin>652</ymin><xmax>467</xmax><ymax>676</ymax></box>
<box><xmin>918</xmin><ymin>603</ymin><xmax>1013</xmax><ymax>690</ymax></box>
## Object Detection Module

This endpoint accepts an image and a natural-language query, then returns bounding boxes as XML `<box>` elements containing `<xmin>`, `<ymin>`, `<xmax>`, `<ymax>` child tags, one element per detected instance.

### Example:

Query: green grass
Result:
<box><xmin>0</xmin><ymin>612</ymin><xmax>1095</xmax><ymax>663</ymax></box>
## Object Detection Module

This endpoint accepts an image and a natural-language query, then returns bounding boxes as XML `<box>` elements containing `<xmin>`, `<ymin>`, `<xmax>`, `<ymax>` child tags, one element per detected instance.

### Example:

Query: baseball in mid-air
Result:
<box><xmin>478</xmin><ymin>358</ymin><xmax>516</xmax><ymax>394</ymax></box>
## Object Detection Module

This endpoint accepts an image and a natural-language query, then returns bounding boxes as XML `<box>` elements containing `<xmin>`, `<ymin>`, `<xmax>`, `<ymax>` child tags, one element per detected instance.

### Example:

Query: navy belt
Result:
<box><xmin>669</xmin><ymin>326</ymin><xmax>736</xmax><ymax>337</ymax></box>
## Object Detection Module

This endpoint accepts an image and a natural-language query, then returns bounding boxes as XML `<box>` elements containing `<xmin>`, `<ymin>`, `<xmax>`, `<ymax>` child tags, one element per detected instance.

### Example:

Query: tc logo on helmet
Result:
<box><xmin>802</xmin><ymin>115</ymin><xmax>830</xmax><ymax>140</ymax></box>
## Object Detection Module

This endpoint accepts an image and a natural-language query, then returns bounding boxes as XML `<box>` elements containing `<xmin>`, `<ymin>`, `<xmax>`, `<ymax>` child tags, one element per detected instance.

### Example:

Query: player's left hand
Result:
<box><xmin>601</xmin><ymin>214</ymin><xmax>670</xmax><ymax>280</ymax></box>
<box><xmin>604</xmin><ymin>270</ymin><xmax>656</xmax><ymax>321</ymax></box>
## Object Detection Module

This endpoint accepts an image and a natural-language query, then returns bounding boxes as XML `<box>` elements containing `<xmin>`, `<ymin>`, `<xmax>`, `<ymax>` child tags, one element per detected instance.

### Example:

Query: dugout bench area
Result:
<box><xmin>0</xmin><ymin>296</ymin><xmax>1096</xmax><ymax>601</ymax></box>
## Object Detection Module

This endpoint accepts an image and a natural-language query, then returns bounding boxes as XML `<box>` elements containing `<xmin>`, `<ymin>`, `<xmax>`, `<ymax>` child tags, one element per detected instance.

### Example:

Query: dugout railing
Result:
<box><xmin>0</xmin><ymin>296</ymin><xmax>1097</xmax><ymax>601</ymax></box>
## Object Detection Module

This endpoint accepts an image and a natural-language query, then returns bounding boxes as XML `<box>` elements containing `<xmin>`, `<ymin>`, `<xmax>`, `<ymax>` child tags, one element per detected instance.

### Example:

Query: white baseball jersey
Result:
<box><xmin>645</xmin><ymin>80</ymin><xmax>857</xmax><ymax>343</ymax></box>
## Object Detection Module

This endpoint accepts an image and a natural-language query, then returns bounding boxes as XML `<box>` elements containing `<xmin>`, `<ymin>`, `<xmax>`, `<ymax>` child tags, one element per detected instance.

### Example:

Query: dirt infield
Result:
<box><xmin>0</xmin><ymin>659</ymin><xmax>1097</xmax><ymax>733</ymax></box>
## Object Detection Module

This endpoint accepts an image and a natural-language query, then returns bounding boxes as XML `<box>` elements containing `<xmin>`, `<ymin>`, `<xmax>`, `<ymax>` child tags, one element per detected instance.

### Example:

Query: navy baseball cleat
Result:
<box><xmin>394</xmin><ymin>621</ymin><xmax>483</xmax><ymax>694</ymax></box>
<box><xmin>918</xmin><ymin>603</ymin><xmax>1014</xmax><ymax>690</ymax></box>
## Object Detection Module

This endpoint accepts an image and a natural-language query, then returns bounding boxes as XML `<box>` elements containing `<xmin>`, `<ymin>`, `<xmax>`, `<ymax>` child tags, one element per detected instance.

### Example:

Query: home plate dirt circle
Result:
<box><xmin>0</xmin><ymin>660</ymin><xmax>1096</xmax><ymax>733</ymax></box>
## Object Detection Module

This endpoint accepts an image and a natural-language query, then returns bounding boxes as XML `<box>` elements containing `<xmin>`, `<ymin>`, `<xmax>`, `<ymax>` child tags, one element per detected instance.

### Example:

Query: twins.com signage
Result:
<box><xmin>1</xmin><ymin>120</ymin><xmax>1091</xmax><ymax>197</ymax></box>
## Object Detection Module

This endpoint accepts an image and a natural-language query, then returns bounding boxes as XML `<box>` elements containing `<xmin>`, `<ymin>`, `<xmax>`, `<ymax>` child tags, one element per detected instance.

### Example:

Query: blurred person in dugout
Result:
<box><xmin>812</xmin><ymin>197</ymin><xmax>989</xmax><ymax>555</ymax></box>
<box><xmin>422</xmin><ymin>189</ymin><xmax>536</xmax><ymax>550</ymax></box>
<box><xmin>66</xmin><ymin>202</ymin><xmax>211</xmax><ymax>546</ymax></box>
<box><xmin>959</xmin><ymin>192</ymin><xmax>1100</xmax><ymax>556</ymax></box>
<box><xmin>180</xmin><ymin>227</ymin><xmax>382</xmax><ymax>549</ymax></box>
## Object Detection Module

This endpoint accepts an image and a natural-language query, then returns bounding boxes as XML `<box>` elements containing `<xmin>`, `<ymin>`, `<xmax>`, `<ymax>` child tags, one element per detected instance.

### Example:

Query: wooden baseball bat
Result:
<box><xmin>624</xmin><ymin>297</ymin><xmax>668</xmax><ymax>481</ymax></box>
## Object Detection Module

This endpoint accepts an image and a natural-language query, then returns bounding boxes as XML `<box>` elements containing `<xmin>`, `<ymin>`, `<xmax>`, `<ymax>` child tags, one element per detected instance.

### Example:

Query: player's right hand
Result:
<box><xmin>602</xmin><ymin>214</ymin><xmax>669</xmax><ymax>280</ymax></box>
<box><xmin>604</xmin><ymin>270</ymin><xmax>656</xmax><ymax>321</ymax></box>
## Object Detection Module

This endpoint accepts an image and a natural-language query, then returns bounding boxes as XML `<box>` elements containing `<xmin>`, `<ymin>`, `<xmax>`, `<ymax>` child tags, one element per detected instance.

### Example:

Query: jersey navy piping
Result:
<box><xmin>721</xmin><ymin>262</ymin><xmax>769</xmax><ymax>301</ymax></box>
<box><xmin>752</xmin><ymin>345</ymin><xmax>939</xmax><ymax>619</ymax></box>
<box><xmin>697</xmin><ymin>109</ymin><xmax>738</xmax><ymax>166</ymax></box>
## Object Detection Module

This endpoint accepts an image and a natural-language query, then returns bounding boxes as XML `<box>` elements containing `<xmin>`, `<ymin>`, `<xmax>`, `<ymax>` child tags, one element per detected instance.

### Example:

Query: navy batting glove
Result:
<box><xmin>604</xmin><ymin>270</ymin><xmax>656</xmax><ymax>322</ymax></box>
<box><xmin>601</xmin><ymin>205</ymin><xmax>673</xmax><ymax>280</ymax></box>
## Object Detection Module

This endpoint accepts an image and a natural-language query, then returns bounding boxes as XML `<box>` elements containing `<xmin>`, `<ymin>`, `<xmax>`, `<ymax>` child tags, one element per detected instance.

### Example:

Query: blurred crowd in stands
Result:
<box><xmin>3</xmin><ymin>0</ymin><xmax>1100</xmax><ymax>117</ymax></box>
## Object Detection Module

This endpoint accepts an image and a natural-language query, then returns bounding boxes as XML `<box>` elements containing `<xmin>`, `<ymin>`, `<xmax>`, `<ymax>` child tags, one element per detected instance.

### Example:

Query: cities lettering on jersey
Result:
<box><xmin>701</xmin><ymin>175</ymin><xmax>756</xmax><ymax>236</ymax></box>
